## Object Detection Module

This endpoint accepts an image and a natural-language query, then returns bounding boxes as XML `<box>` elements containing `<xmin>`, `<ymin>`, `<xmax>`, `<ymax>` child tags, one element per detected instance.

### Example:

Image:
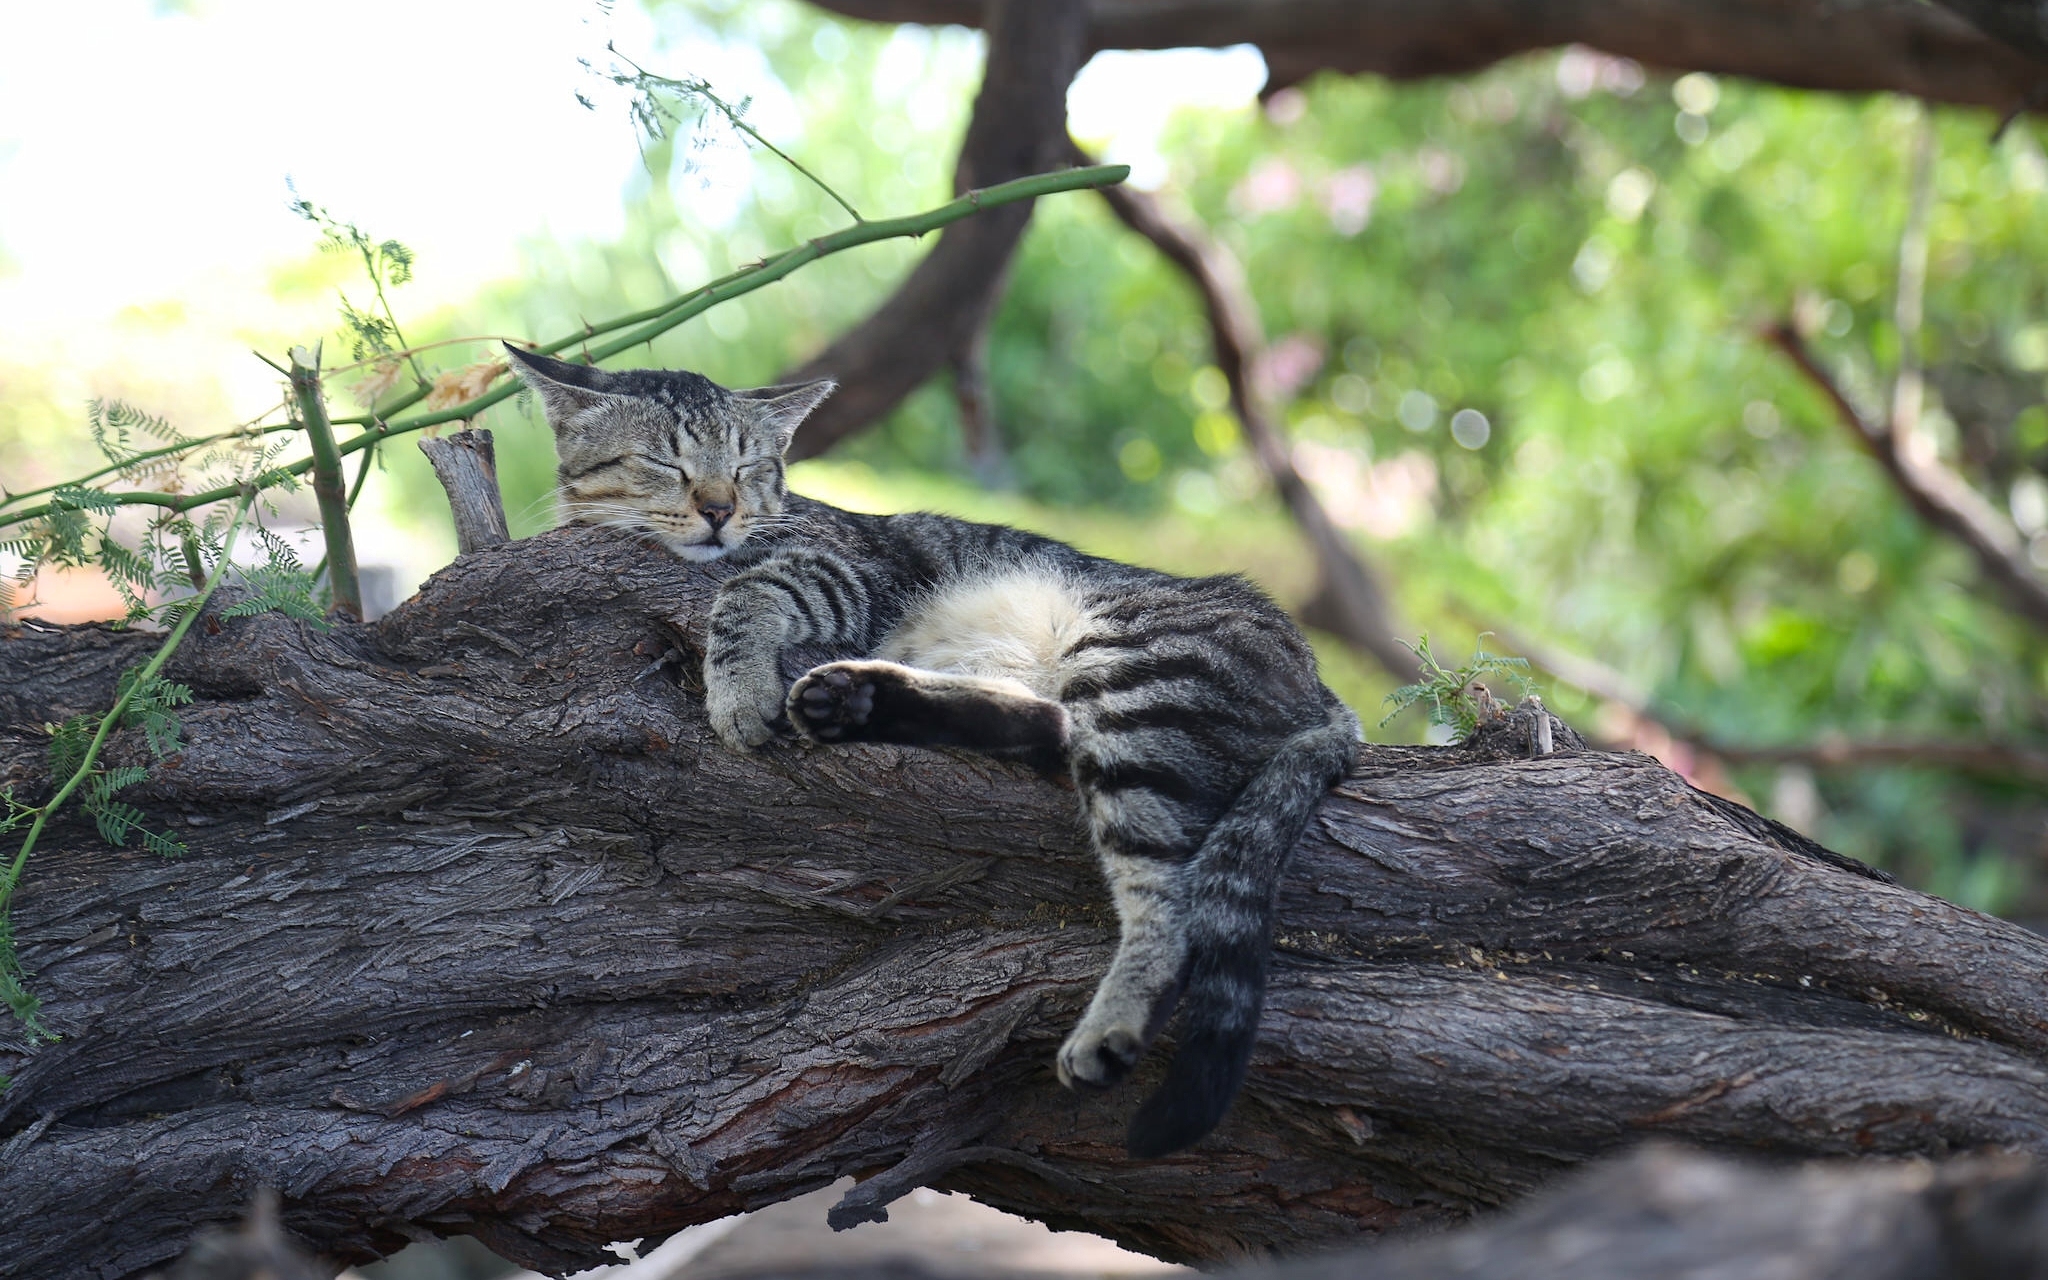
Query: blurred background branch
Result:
<box><xmin>1071</xmin><ymin>136</ymin><xmax>1422</xmax><ymax>681</ymax></box>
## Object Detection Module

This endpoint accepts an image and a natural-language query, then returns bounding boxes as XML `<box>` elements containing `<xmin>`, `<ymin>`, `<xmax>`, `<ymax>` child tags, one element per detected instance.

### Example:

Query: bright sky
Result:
<box><xmin>0</xmin><ymin>0</ymin><xmax>1263</xmax><ymax>588</ymax></box>
<box><xmin>0</xmin><ymin>0</ymin><xmax>661</xmax><ymax>422</ymax></box>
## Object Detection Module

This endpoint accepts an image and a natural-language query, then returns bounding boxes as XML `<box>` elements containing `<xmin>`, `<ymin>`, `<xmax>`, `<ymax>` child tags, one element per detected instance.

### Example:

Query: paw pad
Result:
<box><xmin>790</xmin><ymin>666</ymin><xmax>877</xmax><ymax>741</ymax></box>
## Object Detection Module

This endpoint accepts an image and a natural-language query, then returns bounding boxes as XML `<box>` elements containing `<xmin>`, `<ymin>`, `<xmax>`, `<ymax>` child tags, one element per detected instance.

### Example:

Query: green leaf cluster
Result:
<box><xmin>1381</xmin><ymin>635</ymin><xmax>1535</xmax><ymax>739</ymax></box>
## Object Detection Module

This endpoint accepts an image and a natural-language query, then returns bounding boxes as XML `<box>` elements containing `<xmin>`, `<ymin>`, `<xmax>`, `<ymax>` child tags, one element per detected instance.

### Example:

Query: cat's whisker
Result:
<box><xmin>516</xmin><ymin>489</ymin><xmax>568</xmax><ymax>523</ymax></box>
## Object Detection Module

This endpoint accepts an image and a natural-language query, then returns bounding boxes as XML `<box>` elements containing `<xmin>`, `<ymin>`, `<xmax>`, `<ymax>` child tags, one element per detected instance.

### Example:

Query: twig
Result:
<box><xmin>605</xmin><ymin>45</ymin><xmax>865</xmax><ymax>224</ymax></box>
<box><xmin>1707</xmin><ymin>737</ymin><xmax>2048</xmax><ymax>788</ymax></box>
<box><xmin>288</xmin><ymin>345</ymin><xmax>362</xmax><ymax>620</ymax></box>
<box><xmin>0</xmin><ymin>165</ymin><xmax>1130</xmax><ymax>535</ymax></box>
<box><xmin>1992</xmin><ymin>79</ymin><xmax>2048</xmax><ymax>143</ymax></box>
<box><xmin>0</xmin><ymin>409</ymin><xmax>291</xmax><ymax>513</ymax></box>
<box><xmin>1071</xmin><ymin>140</ymin><xmax>1421</xmax><ymax>682</ymax></box>
<box><xmin>305</xmin><ymin>445</ymin><xmax>378</xmax><ymax>592</ymax></box>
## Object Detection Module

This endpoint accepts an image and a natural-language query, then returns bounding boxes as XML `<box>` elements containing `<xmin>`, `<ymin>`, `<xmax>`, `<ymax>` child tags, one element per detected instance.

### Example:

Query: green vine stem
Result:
<box><xmin>288</xmin><ymin>345</ymin><xmax>363</xmax><ymax>618</ymax></box>
<box><xmin>0</xmin><ymin>164</ymin><xmax>1131</xmax><ymax>532</ymax></box>
<box><xmin>0</xmin><ymin>488</ymin><xmax>258</xmax><ymax>1041</ymax></box>
<box><xmin>0</xmin><ymin>415</ymin><xmax>293</xmax><ymax>511</ymax></box>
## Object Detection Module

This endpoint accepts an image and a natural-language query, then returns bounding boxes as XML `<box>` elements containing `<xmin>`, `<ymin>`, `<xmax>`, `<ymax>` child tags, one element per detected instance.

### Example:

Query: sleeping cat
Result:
<box><xmin>507</xmin><ymin>345</ymin><xmax>1360</xmax><ymax>1157</ymax></box>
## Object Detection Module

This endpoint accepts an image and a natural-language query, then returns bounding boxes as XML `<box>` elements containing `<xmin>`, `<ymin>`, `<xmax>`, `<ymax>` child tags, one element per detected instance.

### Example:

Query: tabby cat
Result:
<box><xmin>507</xmin><ymin>346</ymin><xmax>1360</xmax><ymax>1156</ymax></box>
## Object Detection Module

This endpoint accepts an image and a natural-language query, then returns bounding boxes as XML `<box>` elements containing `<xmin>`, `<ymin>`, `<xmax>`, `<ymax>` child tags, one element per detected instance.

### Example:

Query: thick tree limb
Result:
<box><xmin>1074</xmin><ymin>142</ymin><xmax>1421</xmax><ymax>683</ymax></box>
<box><xmin>7</xmin><ymin>528</ymin><xmax>2048</xmax><ymax>1278</ymax></box>
<box><xmin>779</xmin><ymin>0</ymin><xmax>1088</xmax><ymax>462</ymax></box>
<box><xmin>808</xmin><ymin>0</ymin><xmax>2041</xmax><ymax>111</ymax></box>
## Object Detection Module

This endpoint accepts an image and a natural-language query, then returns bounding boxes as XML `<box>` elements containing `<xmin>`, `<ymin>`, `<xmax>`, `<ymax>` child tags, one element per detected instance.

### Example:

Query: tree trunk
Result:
<box><xmin>5</xmin><ymin>529</ymin><xmax>2048</xmax><ymax>1278</ymax></box>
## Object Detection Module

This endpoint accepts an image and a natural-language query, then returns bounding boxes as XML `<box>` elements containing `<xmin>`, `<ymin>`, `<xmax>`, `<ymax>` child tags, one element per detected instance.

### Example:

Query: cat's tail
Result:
<box><xmin>1125</xmin><ymin>699</ymin><xmax>1359</xmax><ymax>1159</ymax></box>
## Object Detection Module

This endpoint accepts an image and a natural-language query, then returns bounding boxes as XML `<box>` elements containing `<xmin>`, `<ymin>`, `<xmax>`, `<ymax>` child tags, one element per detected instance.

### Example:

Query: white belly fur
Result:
<box><xmin>877</xmin><ymin>568</ymin><xmax>1093</xmax><ymax>699</ymax></box>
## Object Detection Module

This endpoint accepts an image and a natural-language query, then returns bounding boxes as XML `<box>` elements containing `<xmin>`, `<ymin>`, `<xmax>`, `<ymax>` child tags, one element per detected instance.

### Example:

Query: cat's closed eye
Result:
<box><xmin>632</xmin><ymin>454</ymin><xmax>690</xmax><ymax>482</ymax></box>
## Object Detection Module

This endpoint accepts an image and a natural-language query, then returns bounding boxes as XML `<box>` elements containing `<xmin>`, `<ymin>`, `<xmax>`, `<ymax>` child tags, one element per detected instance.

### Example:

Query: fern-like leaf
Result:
<box><xmin>85</xmin><ymin>789</ymin><xmax>145</xmax><ymax>847</ymax></box>
<box><xmin>140</xmin><ymin>827</ymin><xmax>187</xmax><ymax>859</ymax></box>
<box><xmin>45</xmin><ymin>714</ymin><xmax>93</xmax><ymax>782</ymax></box>
<box><xmin>0</xmin><ymin>945</ymin><xmax>51</xmax><ymax>1045</ymax></box>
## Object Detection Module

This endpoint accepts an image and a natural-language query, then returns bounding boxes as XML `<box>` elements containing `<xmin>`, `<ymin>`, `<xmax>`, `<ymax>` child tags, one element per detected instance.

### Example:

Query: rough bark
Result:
<box><xmin>807</xmin><ymin>0</ymin><xmax>2043</xmax><ymax>111</ymax></box>
<box><xmin>778</xmin><ymin>0</ymin><xmax>1088</xmax><ymax>462</ymax></box>
<box><xmin>6</xmin><ymin>528</ymin><xmax>2048</xmax><ymax>1278</ymax></box>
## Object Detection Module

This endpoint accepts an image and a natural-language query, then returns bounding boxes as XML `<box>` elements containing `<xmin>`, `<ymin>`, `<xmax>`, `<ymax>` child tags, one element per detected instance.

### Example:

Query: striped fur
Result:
<box><xmin>511</xmin><ymin>349</ymin><xmax>1361</xmax><ymax>1155</ymax></box>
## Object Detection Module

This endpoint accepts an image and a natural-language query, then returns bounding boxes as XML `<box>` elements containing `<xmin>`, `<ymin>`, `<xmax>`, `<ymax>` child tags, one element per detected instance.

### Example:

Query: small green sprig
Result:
<box><xmin>287</xmin><ymin>186</ymin><xmax>427</xmax><ymax>386</ymax></box>
<box><xmin>1380</xmin><ymin>634</ymin><xmax>1535</xmax><ymax>740</ymax></box>
<box><xmin>584</xmin><ymin>42</ymin><xmax>865</xmax><ymax>224</ymax></box>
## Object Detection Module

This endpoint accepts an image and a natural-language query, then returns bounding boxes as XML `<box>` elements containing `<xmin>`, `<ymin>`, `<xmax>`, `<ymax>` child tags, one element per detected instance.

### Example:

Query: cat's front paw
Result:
<box><xmin>1055</xmin><ymin>1018</ymin><xmax>1145</xmax><ymax>1091</ymax></box>
<box><xmin>705</xmin><ymin>662</ymin><xmax>788</xmax><ymax>751</ymax></box>
<box><xmin>787</xmin><ymin>662</ymin><xmax>880</xmax><ymax>742</ymax></box>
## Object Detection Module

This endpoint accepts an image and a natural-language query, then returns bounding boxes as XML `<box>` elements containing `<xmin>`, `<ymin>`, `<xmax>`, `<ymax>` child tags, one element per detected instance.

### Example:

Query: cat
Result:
<box><xmin>507</xmin><ymin>345</ymin><xmax>1360</xmax><ymax>1157</ymax></box>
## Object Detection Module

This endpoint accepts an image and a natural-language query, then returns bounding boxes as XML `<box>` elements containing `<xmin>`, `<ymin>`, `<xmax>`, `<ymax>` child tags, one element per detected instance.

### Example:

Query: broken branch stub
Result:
<box><xmin>419</xmin><ymin>428</ymin><xmax>512</xmax><ymax>555</ymax></box>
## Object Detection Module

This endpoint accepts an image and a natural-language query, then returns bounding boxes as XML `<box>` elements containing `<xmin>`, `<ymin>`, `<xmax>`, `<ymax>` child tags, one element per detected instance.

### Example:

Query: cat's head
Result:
<box><xmin>505</xmin><ymin>345</ymin><xmax>834</xmax><ymax>561</ymax></box>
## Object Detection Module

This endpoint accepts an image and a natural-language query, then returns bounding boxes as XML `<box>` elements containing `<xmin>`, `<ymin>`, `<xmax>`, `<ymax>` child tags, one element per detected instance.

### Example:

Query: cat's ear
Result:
<box><xmin>503</xmin><ymin>344</ymin><xmax>620</xmax><ymax>431</ymax></box>
<box><xmin>734</xmin><ymin>379</ymin><xmax>836</xmax><ymax>453</ymax></box>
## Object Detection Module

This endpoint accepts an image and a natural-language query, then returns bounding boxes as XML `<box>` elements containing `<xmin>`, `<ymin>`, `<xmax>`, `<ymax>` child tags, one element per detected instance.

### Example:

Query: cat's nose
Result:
<box><xmin>699</xmin><ymin>500</ymin><xmax>735</xmax><ymax>529</ymax></box>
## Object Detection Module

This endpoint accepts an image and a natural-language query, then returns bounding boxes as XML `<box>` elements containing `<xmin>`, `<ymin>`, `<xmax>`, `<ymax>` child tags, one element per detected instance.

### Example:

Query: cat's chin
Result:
<box><xmin>664</xmin><ymin>538</ymin><xmax>731</xmax><ymax>563</ymax></box>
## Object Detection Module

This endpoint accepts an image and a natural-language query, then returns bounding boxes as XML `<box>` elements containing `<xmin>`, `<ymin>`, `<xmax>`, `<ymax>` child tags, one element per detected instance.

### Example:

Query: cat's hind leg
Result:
<box><xmin>1055</xmin><ymin>849</ymin><xmax>1188</xmax><ymax>1091</ymax></box>
<box><xmin>788</xmin><ymin>659</ymin><xmax>1068</xmax><ymax>759</ymax></box>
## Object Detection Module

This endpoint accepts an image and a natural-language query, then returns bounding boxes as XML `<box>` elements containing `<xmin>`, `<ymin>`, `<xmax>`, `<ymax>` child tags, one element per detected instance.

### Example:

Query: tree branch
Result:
<box><xmin>781</xmin><ymin>0</ymin><xmax>1090</xmax><ymax>462</ymax></box>
<box><xmin>1485</xmin><ymin>617</ymin><xmax>2048</xmax><ymax>792</ymax></box>
<box><xmin>1765</xmin><ymin>325</ymin><xmax>2048</xmax><ymax>633</ymax></box>
<box><xmin>948</xmin><ymin>265</ymin><xmax>1012</xmax><ymax>487</ymax></box>
<box><xmin>1073</xmin><ymin>143</ymin><xmax>1421</xmax><ymax>682</ymax></box>
<box><xmin>1930</xmin><ymin>0</ymin><xmax>2048</xmax><ymax>63</ymax></box>
<box><xmin>807</xmin><ymin>0</ymin><xmax>2041</xmax><ymax>112</ymax></box>
<box><xmin>8</xmin><ymin>529</ymin><xmax>2048</xmax><ymax>1277</ymax></box>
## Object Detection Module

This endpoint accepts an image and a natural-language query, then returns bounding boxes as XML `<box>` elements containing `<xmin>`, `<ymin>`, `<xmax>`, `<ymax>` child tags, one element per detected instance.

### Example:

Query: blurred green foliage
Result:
<box><xmin>361</xmin><ymin>3</ymin><xmax>2045</xmax><ymax>912</ymax></box>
